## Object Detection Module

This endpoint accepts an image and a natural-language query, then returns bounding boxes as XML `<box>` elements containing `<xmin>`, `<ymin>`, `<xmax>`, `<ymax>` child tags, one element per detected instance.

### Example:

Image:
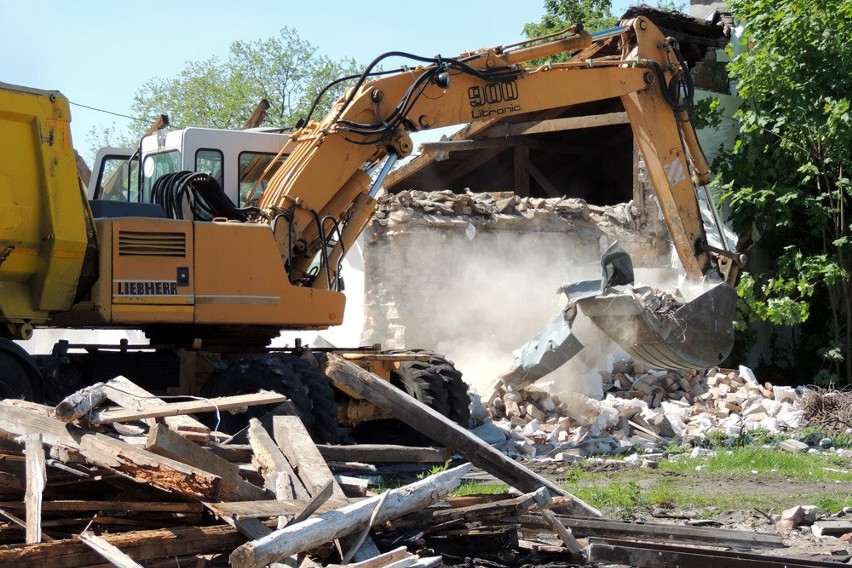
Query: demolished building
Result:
<box><xmin>360</xmin><ymin>3</ymin><xmax>739</xmax><ymax>395</ymax></box>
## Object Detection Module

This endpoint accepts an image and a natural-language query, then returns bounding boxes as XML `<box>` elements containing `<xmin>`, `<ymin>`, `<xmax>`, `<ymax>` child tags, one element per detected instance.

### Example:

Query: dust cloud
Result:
<box><xmin>365</xmin><ymin>224</ymin><xmax>699</xmax><ymax>398</ymax></box>
<box><xmin>370</xmin><ymin>226</ymin><xmax>623</xmax><ymax>396</ymax></box>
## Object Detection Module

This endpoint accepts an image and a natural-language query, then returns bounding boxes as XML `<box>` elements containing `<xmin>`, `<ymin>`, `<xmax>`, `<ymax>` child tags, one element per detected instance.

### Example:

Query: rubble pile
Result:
<box><xmin>480</xmin><ymin>364</ymin><xmax>812</xmax><ymax>459</ymax></box>
<box><xmin>373</xmin><ymin>189</ymin><xmax>642</xmax><ymax>229</ymax></box>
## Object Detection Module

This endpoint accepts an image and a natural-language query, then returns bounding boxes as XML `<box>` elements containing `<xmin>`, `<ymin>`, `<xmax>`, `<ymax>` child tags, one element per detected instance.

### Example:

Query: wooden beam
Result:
<box><xmin>145</xmin><ymin>423</ymin><xmax>271</xmax><ymax>502</ymax></box>
<box><xmin>520</xmin><ymin>516</ymin><xmax>785</xmax><ymax>549</ymax></box>
<box><xmin>23</xmin><ymin>434</ymin><xmax>46</xmax><ymax>544</ymax></box>
<box><xmin>272</xmin><ymin>416</ymin><xmax>347</xmax><ymax>502</ymax></box>
<box><xmin>54</xmin><ymin>383</ymin><xmax>107</xmax><ymax>423</ymax></box>
<box><xmin>0</xmin><ymin>524</ymin><xmax>244</xmax><ymax>568</ymax></box>
<box><xmin>229</xmin><ymin>463</ymin><xmax>472</xmax><ymax>568</ymax></box>
<box><xmin>525</xmin><ymin>160</ymin><xmax>562</xmax><ymax>198</ymax></box>
<box><xmin>586</xmin><ymin>538</ymin><xmax>839</xmax><ymax>568</ymax></box>
<box><xmin>247</xmin><ymin>418</ymin><xmax>310</xmax><ymax>501</ymax></box>
<box><xmin>480</xmin><ymin>112</ymin><xmax>629</xmax><ymax>138</ymax></box>
<box><xmin>0</xmin><ymin>402</ymin><xmax>223</xmax><ymax>502</ymax></box>
<box><xmin>323</xmin><ymin>354</ymin><xmax>601</xmax><ymax>518</ymax></box>
<box><xmin>91</xmin><ymin>392</ymin><xmax>286</xmax><ymax>425</ymax></box>
<box><xmin>78</xmin><ymin>533</ymin><xmax>143</xmax><ymax>568</ymax></box>
<box><xmin>243</xmin><ymin>99</ymin><xmax>270</xmax><ymax>129</ymax></box>
<box><xmin>0</xmin><ymin>501</ymin><xmax>203</xmax><ymax>513</ymax></box>
<box><xmin>103</xmin><ymin>376</ymin><xmax>210</xmax><ymax>440</ymax></box>
<box><xmin>317</xmin><ymin>444</ymin><xmax>451</xmax><ymax>464</ymax></box>
<box><xmin>540</xmin><ymin>510</ymin><xmax>582</xmax><ymax>558</ymax></box>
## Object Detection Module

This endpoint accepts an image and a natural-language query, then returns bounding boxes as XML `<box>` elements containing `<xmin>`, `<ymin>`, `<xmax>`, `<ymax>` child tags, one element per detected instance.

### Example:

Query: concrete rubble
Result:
<box><xmin>475</xmin><ymin>362</ymin><xmax>815</xmax><ymax>461</ymax></box>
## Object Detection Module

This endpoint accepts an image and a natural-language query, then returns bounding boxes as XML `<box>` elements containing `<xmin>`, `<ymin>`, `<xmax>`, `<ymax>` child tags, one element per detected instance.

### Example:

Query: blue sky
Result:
<box><xmin>2</xmin><ymin>0</ymin><xmax>634</xmax><ymax>158</ymax></box>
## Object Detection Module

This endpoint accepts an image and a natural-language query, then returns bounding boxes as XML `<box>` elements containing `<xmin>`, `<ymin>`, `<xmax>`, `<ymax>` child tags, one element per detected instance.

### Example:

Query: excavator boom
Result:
<box><xmin>255</xmin><ymin>17</ymin><xmax>739</xmax><ymax>372</ymax></box>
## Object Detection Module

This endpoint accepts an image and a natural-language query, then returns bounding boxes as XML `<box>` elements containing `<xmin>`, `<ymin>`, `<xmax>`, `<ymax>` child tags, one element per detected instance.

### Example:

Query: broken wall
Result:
<box><xmin>361</xmin><ymin>185</ymin><xmax>678</xmax><ymax>395</ymax></box>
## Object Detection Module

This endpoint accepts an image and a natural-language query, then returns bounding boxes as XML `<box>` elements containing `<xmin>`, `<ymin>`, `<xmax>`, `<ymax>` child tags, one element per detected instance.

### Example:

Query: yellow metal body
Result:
<box><xmin>0</xmin><ymin>84</ymin><xmax>90</xmax><ymax>337</ymax></box>
<box><xmin>49</xmin><ymin>217</ymin><xmax>345</xmax><ymax>329</ymax></box>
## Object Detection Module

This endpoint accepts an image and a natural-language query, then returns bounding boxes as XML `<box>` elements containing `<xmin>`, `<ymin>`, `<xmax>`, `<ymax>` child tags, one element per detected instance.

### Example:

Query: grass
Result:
<box><xmin>553</xmin><ymin>447</ymin><xmax>852</xmax><ymax>518</ymax></box>
<box><xmin>661</xmin><ymin>447</ymin><xmax>852</xmax><ymax>482</ymax></box>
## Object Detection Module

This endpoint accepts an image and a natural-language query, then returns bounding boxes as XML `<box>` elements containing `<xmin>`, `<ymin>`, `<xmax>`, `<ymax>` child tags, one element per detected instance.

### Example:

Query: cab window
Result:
<box><xmin>195</xmin><ymin>148</ymin><xmax>224</xmax><ymax>188</ymax></box>
<box><xmin>239</xmin><ymin>151</ymin><xmax>281</xmax><ymax>206</ymax></box>
<box><xmin>93</xmin><ymin>154</ymin><xmax>139</xmax><ymax>202</ymax></box>
<box><xmin>141</xmin><ymin>150</ymin><xmax>181</xmax><ymax>201</ymax></box>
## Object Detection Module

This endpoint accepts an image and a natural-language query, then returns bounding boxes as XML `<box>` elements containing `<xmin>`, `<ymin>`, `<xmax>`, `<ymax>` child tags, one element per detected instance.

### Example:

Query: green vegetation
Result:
<box><xmin>89</xmin><ymin>28</ymin><xmax>360</xmax><ymax>157</ymax></box>
<box><xmin>452</xmin><ymin>481</ymin><xmax>510</xmax><ymax>496</ymax></box>
<box><xmin>717</xmin><ymin>0</ymin><xmax>852</xmax><ymax>384</ymax></box>
<box><xmin>556</xmin><ymin>447</ymin><xmax>852</xmax><ymax>517</ymax></box>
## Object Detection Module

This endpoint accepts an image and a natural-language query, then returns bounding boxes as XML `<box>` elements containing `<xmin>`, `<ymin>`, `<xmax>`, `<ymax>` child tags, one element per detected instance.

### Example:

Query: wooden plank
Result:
<box><xmin>526</xmin><ymin>160</ymin><xmax>561</xmax><ymax>198</ymax></box>
<box><xmin>324</xmin><ymin>354</ymin><xmax>601</xmax><ymax>518</ymax></box>
<box><xmin>78</xmin><ymin>532</ymin><xmax>143</xmax><ymax>568</ymax></box>
<box><xmin>247</xmin><ymin>418</ymin><xmax>309</xmax><ymax>501</ymax></box>
<box><xmin>587</xmin><ymin>538</ymin><xmax>842</xmax><ymax>568</ymax></box>
<box><xmin>0</xmin><ymin>524</ymin><xmax>244</xmax><ymax>568</ymax></box>
<box><xmin>326</xmin><ymin>546</ymin><xmax>410</xmax><ymax>568</ymax></box>
<box><xmin>229</xmin><ymin>463</ymin><xmax>472</xmax><ymax>568</ymax></box>
<box><xmin>103</xmin><ymin>376</ymin><xmax>210</xmax><ymax>439</ymax></box>
<box><xmin>23</xmin><ymin>434</ymin><xmax>46</xmax><ymax>544</ymax></box>
<box><xmin>0</xmin><ymin>402</ymin><xmax>223</xmax><ymax>502</ymax></box>
<box><xmin>540</xmin><ymin>510</ymin><xmax>582</xmax><ymax>558</ymax></box>
<box><xmin>317</xmin><ymin>444</ymin><xmax>451</xmax><ymax>464</ymax></box>
<box><xmin>91</xmin><ymin>392</ymin><xmax>286</xmax><ymax>424</ymax></box>
<box><xmin>206</xmin><ymin>500</ymin><xmax>312</xmax><ymax>519</ymax></box>
<box><xmin>480</xmin><ymin>112</ymin><xmax>629</xmax><ymax>138</ymax></box>
<box><xmin>145</xmin><ymin>423</ymin><xmax>271</xmax><ymax>502</ymax></box>
<box><xmin>272</xmin><ymin>415</ymin><xmax>347</xmax><ymax>501</ymax></box>
<box><xmin>0</xmin><ymin>501</ymin><xmax>203</xmax><ymax>513</ymax></box>
<box><xmin>555</xmin><ymin>516</ymin><xmax>785</xmax><ymax>548</ymax></box>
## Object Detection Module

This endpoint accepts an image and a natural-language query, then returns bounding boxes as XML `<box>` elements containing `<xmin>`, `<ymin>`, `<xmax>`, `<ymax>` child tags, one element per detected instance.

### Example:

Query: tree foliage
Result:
<box><xmin>718</xmin><ymin>0</ymin><xmax>852</xmax><ymax>383</ymax></box>
<box><xmin>130</xmin><ymin>27</ymin><xmax>359</xmax><ymax>131</ymax></box>
<box><xmin>523</xmin><ymin>0</ymin><xmax>617</xmax><ymax>38</ymax></box>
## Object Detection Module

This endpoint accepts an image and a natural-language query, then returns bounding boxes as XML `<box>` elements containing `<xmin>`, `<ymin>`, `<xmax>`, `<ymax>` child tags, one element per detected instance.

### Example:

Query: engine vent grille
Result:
<box><xmin>118</xmin><ymin>231</ymin><xmax>186</xmax><ymax>257</ymax></box>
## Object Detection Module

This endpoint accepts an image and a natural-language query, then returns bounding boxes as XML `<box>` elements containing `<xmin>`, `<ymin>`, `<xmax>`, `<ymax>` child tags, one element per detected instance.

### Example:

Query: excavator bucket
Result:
<box><xmin>498</xmin><ymin>244</ymin><xmax>738</xmax><ymax>392</ymax></box>
<box><xmin>576</xmin><ymin>282</ymin><xmax>737</xmax><ymax>370</ymax></box>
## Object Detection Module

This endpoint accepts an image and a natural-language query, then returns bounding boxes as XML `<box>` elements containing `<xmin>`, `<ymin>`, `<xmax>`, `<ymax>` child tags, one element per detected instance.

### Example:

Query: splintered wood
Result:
<box><xmin>0</xmin><ymin>372</ymin><xmax>800</xmax><ymax>567</ymax></box>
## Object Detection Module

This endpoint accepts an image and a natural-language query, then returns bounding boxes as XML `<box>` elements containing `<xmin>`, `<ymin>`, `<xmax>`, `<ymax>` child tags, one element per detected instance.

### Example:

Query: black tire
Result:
<box><xmin>271</xmin><ymin>355</ymin><xmax>339</xmax><ymax>444</ymax></box>
<box><xmin>0</xmin><ymin>350</ymin><xmax>38</xmax><ymax>401</ymax></box>
<box><xmin>202</xmin><ymin>355</ymin><xmax>338</xmax><ymax>443</ymax></box>
<box><xmin>391</xmin><ymin>351</ymin><xmax>471</xmax><ymax>428</ymax></box>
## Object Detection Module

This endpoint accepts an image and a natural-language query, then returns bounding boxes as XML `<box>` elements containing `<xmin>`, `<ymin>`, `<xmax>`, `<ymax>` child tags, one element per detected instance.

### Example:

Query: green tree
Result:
<box><xmin>131</xmin><ymin>27</ymin><xmax>359</xmax><ymax>131</ymax></box>
<box><xmin>524</xmin><ymin>0</ymin><xmax>617</xmax><ymax>39</ymax></box>
<box><xmin>718</xmin><ymin>0</ymin><xmax>852</xmax><ymax>384</ymax></box>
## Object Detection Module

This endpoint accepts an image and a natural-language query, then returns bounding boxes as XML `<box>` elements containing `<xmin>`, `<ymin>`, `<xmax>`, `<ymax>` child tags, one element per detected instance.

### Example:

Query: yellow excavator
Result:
<box><xmin>0</xmin><ymin>17</ymin><xmax>740</xmax><ymax>440</ymax></box>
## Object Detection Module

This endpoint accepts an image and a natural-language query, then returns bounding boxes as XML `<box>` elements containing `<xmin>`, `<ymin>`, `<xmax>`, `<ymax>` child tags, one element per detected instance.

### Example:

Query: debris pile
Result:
<box><xmin>482</xmin><ymin>364</ymin><xmax>812</xmax><ymax>459</ymax></box>
<box><xmin>0</xmin><ymin>355</ymin><xmax>833</xmax><ymax>567</ymax></box>
<box><xmin>373</xmin><ymin>189</ymin><xmax>644</xmax><ymax>230</ymax></box>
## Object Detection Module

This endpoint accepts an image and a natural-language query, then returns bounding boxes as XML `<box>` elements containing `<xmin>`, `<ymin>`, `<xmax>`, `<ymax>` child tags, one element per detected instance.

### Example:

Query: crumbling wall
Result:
<box><xmin>361</xmin><ymin>186</ymin><xmax>677</xmax><ymax>394</ymax></box>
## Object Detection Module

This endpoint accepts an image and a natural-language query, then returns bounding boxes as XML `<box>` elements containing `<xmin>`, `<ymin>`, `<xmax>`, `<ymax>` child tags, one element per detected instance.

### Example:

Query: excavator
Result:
<box><xmin>0</xmin><ymin>16</ymin><xmax>741</xmax><ymax>441</ymax></box>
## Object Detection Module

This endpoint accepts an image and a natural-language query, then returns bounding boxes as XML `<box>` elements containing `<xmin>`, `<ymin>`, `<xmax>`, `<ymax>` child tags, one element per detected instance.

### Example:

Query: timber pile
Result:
<box><xmin>0</xmin><ymin>376</ymin><xmax>471</xmax><ymax>567</ymax></box>
<box><xmin>0</xmin><ymin>361</ymin><xmax>817</xmax><ymax>567</ymax></box>
<box><xmin>484</xmin><ymin>364</ymin><xmax>810</xmax><ymax>458</ymax></box>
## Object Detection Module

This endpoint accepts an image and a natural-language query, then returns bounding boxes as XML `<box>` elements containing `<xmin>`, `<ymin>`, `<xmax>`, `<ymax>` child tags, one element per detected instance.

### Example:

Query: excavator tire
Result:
<box><xmin>391</xmin><ymin>351</ymin><xmax>471</xmax><ymax>428</ymax></box>
<box><xmin>270</xmin><ymin>355</ymin><xmax>339</xmax><ymax>445</ymax></box>
<box><xmin>0</xmin><ymin>350</ymin><xmax>36</xmax><ymax>401</ymax></box>
<box><xmin>201</xmin><ymin>355</ymin><xmax>338</xmax><ymax>443</ymax></box>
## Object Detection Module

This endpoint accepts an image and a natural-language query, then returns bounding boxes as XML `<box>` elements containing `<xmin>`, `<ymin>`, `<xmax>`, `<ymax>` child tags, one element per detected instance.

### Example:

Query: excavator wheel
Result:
<box><xmin>201</xmin><ymin>355</ymin><xmax>338</xmax><ymax>443</ymax></box>
<box><xmin>391</xmin><ymin>351</ymin><xmax>471</xmax><ymax>428</ymax></box>
<box><xmin>0</xmin><ymin>350</ymin><xmax>37</xmax><ymax>400</ymax></box>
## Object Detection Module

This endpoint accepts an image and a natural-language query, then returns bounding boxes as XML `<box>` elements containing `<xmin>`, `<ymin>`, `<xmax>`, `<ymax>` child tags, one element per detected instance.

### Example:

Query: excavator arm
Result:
<box><xmin>257</xmin><ymin>16</ymin><xmax>740</xmax><ymax>371</ymax></box>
